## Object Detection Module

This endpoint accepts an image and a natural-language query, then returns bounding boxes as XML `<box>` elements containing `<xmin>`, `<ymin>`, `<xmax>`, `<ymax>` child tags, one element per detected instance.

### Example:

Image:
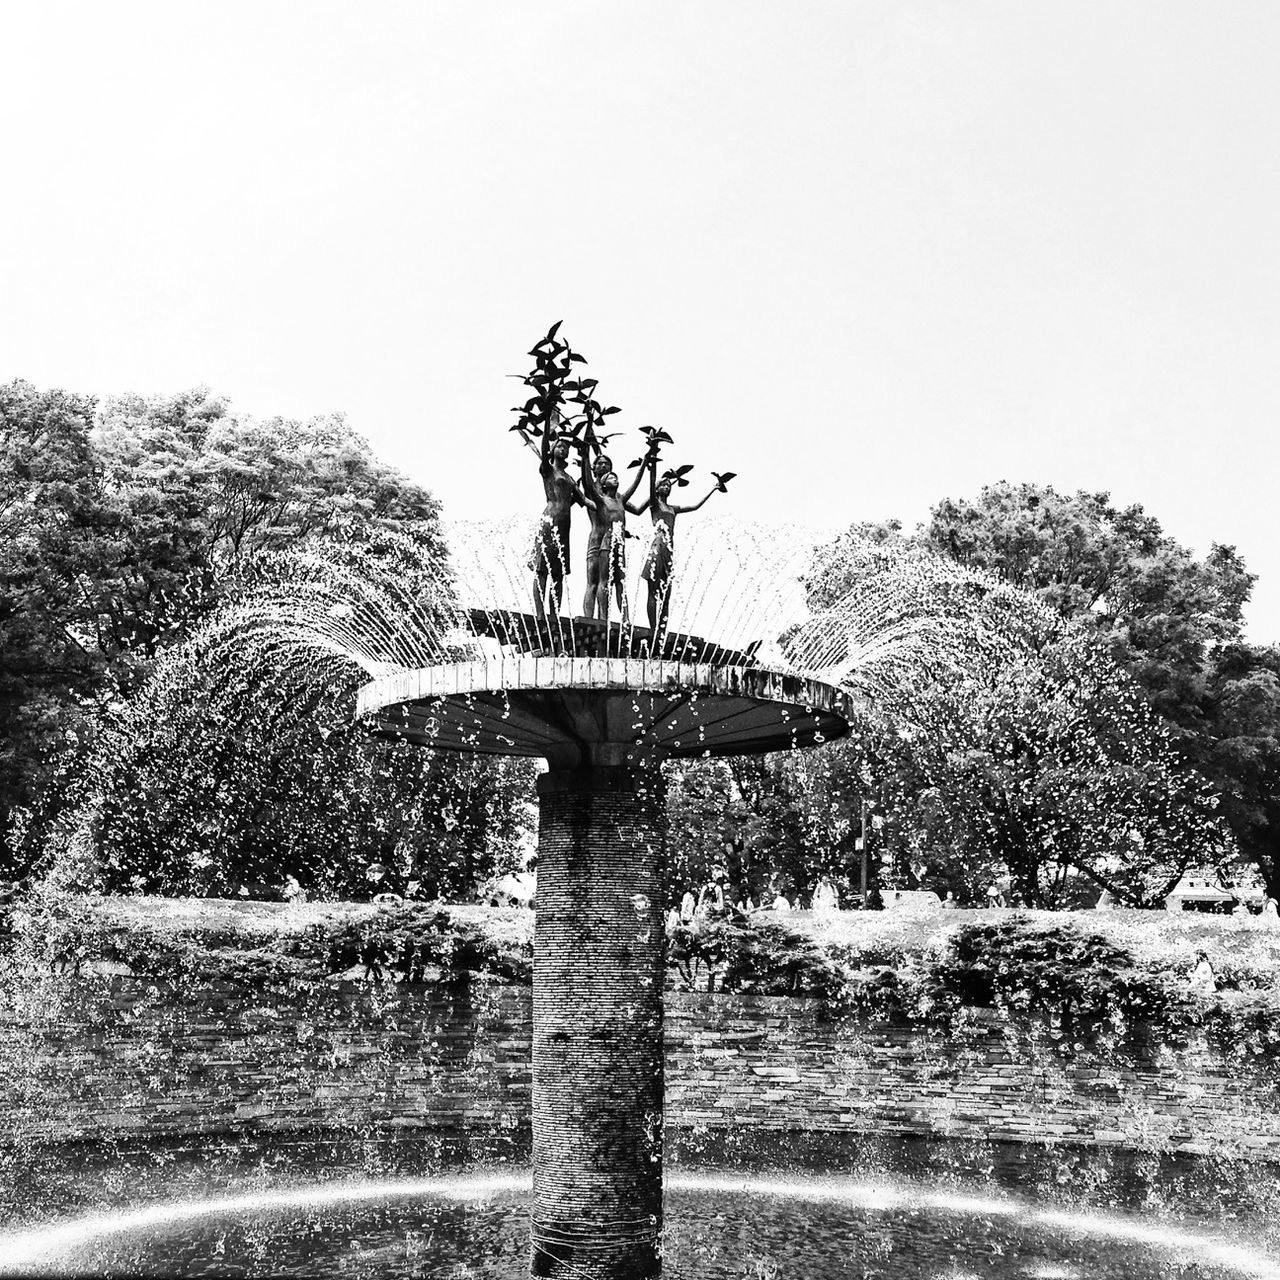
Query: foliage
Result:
<box><xmin>667</xmin><ymin>915</ymin><xmax>853</xmax><ymax>1003</ymax></box>
<box><xmin>86</xmin><ymin>389</ymin><xmax>443</xmax><ymax>671</ymax></box>
<box><xmin>307</xmin><ymin>903</ymin><xmax>532</xmax><ymax>984</ymax></box>
<box><xmin>667</xmin><ymin>909</ymin><xmax>1280</xmax><ymax>1056</ymax></box>
<box><xmin>62</xmin><ymin>640</ymin><xmax>534</xmax><ymax>900</ymax></box>
<box><xmin>932</xmin><ymin>919</ymin><xmax>1178</xmax><ymax>1029</ymax></box>
<box><xmin>775</xmin><ymin>901</ymin><xmax>1280</xmax><ymax>994</ymax></box>
<box><xmin>8</xmin><ymin>892</ymin><xmax>1280</xmax><ymax>1058</ymax></box>
<box><xmin>0</xmin><ymin>382</ymin><xmax>107</xmax><ymax>861</ymax></box>
<box><xmin>1201</xmin><ymin>644</ymin><xmax>1280</xmax><ymax>899</ymax></box>
<box><xmin>1</xmin><ymin>378</ymin><xmax>533</xmax><ymax>898</ymax></box>
<box><xmin>665</xmin><ymin>750</ymin><xmax>864</xmax><ymax>906</ymax></box>
<box><xmin>923</xmin><ymin>484</ymin><xmax>1252</xmax><ymax>656</ymax></box>
<box><xmin>8</xmin><ymin>884</ymin><xmax>117</xmax><ymax>976</ymax></box>
<box><xmin>800</xmin><ymin>533</ymin><xmax>1233</xmax><ymax>907</ymax></box>
<box><xmin>6</xmin><ymin>892</ymin><xmax>533</xmax><ymax>988</ymax></box>
<box><xmin>919</xmin><ymin>482</ymin><xmax>1278</xmax><ymax>897</ymax></box>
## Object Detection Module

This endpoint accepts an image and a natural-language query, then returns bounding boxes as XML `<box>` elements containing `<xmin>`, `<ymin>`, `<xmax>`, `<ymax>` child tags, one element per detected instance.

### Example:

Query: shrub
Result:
<box><xmin>3</xmin><ymin>894</ymin><xmax>535</xmax><ymax>988</ymax></box>
<box><xmin>668</xmin><ymin>915</ymin><xmax>852</xmax><ymax>1003</ymax></box>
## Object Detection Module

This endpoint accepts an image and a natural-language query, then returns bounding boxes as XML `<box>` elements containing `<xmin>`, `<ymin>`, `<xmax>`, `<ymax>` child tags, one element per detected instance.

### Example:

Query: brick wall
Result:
<box><xmin>2</xmin><ymin>976</ymin><xmax>1277</xmax><ymax>1159</ymax></box>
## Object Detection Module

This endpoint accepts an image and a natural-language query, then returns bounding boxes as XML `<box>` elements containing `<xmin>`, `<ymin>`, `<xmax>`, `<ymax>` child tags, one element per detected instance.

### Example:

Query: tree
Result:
<box><xmin>82</xmin><ymin>390</ymin><xmax>443</xmax><ymax>687</ymax></box>
<box><xmin>3</xmin><ymin>380</ymin><xmax>522</xmax><ymax>893</ymax></box>
<box><xmin>31</xmin><ymin>503</ymin><xmax>534</xmax><ymax>899</ymax></box>
<box><xmin>0</xmin><ymin>382</ymin><xmax>111</xmax><ymax>860</ymax></box>
<box><xmin>923</xmin><ymin>483</ymin><xmax>1254</xmax><ymax>731</ymax></box>
<box><xmin>1202</xmin><ymin>645</ymin><xmax>1280</xmax><ymax>899</ymax></box>
<box><xmin>68</xmin><ymin>650</ymin><xmax>532</xmax><ymax>900</ymax></box>
<box><xmin>870</xmin><ymin>635</ymin><xmax>1227</xmax><ymax>906</ymax></box>
<box><xmin>919</xmin><ymin>482</ymin><xmax>1274</xmax><ymax>890</ymax></box>
<box><xmin>665</xmin><ymin>751</ymin><xmax>860</xmax><ymax>905</ymax></box>
<box><xmin>797</xmin><ymin>535</ymin><xmax>1229</xmax><ymax>906</ymax></box>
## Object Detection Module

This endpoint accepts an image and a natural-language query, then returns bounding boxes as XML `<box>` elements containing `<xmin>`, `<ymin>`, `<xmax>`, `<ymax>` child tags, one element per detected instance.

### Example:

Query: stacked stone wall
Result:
<box><xmin>2</xmin><ymin>978</ymin><xmax>1277</xmax><ymax>1159</ymax></box>
<box><xmin>665</xmin><ymin>995</ymin><xmax>1280</xmax><ymax>1158</ymax></box>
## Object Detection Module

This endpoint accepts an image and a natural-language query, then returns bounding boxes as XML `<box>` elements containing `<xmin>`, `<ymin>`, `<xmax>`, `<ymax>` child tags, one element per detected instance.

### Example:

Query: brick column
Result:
<box><xmin>531</xmin><ymin>764</ymin><xmax>667</xmax><ymax>1279</ymax></box>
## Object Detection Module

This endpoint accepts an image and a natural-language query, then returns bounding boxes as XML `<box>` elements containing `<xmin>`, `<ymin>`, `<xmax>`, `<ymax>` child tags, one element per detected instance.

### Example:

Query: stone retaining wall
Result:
<box><xmin>666</xmin><ymin>995</ymin><xmax>1280</xmax><ymax>1158</ymax></box>
<box><xmin>2</xmin><ymin>975</ymin><xmax>1277</xmax><ymax>1158</ymax></box>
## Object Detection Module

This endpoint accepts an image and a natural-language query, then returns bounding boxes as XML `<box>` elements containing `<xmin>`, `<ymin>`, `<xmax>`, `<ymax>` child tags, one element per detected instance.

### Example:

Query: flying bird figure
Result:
<box><xmin>629</xmin><ymin>425</ymin><xmax>673</xmax><ymax>469</ymax></box>
<box><xmin>711</xmin><ymin>471</ymin><xmax>737</xmax><ymax>493</ymax></box>
<box><xmin>640</xmin><ymin>425</ymin><xmax>674</xmax><ymax>447</ymax></box>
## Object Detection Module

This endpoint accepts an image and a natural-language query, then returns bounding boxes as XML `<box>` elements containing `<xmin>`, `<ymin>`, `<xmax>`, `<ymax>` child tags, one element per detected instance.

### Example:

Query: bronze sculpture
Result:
<box><xmin>635</xmin><ymin>445</ymin><xmax>731</xmax><ymax>636</ymax></box>
<box><xmin>579</xmin><ymin>432</ymin><xmax>647</xmax><ymax>622</ymax></box>
<box><xmin>511</xmin><ymin>327</ymin><xmax>734</xmax><ymax>640</ymax></box>
<box><xmin>530</xmin><ymin>423</ymin><xmax>583</xmax><ymax>625</ymax></box>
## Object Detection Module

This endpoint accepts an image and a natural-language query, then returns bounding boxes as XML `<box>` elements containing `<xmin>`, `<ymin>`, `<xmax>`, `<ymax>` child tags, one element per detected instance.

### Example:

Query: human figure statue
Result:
<box><xmin>578</xmin><ymin>436</ymin><xmax>646</xmax><ymax>622</ymax></box>
<box><xmin>636</xmin><ymin>454</ymin><xmax>726</xmax><ymax>637</ymax></box>
<box><xmin>530</xmin><ymin>424</ymin><xmax>584</xmax><ymax>625</ymax></box>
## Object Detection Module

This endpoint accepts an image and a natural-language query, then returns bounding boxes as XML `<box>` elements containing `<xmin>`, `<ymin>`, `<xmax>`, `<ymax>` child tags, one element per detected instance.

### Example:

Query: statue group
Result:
<box><xmin>511</xmin><ymin>324</ymin><xmax>735</xmax><ymax>640</ymax></box>
<box><xmin>528</xmin><ymin>421</ymin><xmax>733</xmax><ymax>635</ymax></box>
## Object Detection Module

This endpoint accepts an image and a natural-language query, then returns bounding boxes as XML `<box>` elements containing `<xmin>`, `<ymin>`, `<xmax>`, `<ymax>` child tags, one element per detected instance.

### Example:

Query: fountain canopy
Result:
<box><xmin>359</xmin><ymin>609</ymin><xmax>850</xmax><ymax>769</ymax></box>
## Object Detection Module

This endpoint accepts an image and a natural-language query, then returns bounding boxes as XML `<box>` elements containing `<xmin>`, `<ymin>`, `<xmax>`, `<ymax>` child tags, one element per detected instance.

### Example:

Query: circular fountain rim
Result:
<box><xmin>3</xmin><ymin>1171</ymin><xmax>1276</xmax><ymax>1279</ymax></box>
<box><xmin>357</xmin><ymin>657</ymin><xmax>850</xmax><ymax>764</ymax></box>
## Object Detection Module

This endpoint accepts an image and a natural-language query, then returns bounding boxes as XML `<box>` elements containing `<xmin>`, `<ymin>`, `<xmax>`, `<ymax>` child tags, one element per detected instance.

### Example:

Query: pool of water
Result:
<box><xmin>3</xmin><ymin>1170</ymin><xmax>1279</xmax><ymax>1279</ymax></box>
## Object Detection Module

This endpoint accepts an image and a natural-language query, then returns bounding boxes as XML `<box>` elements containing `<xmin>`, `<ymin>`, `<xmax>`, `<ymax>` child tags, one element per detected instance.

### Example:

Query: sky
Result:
<box><xmin>2</xmin><ymin>2</ymin><xmax>1278</xmax><ymax>640</ymax></box>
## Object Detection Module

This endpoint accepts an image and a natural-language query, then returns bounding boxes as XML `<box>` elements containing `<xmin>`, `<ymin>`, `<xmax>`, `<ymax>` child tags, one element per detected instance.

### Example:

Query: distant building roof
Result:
<box><xmin>1166</xmin><ymin>874</ymin><xmax>1234</xmax><ymax>903</ymax></box>
<box><xmin>882</xmin><ymin>889</ymin><xmax>943</xmax><ymax>913</ymax></box>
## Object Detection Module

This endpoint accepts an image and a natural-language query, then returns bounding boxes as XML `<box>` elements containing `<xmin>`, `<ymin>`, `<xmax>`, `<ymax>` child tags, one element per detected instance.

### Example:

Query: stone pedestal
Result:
<box><xmin>531</xmin><ymin>765</ymin><xmax>667</xmax><ymax>1279</ymax></box>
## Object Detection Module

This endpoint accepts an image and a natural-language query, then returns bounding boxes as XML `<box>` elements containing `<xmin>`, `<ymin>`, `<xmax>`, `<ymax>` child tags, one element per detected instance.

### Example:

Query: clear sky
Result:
<box><xmin>3</xmin><ymin>2</ymin><xmax>1277</xmax><ymax>641</ymax></box>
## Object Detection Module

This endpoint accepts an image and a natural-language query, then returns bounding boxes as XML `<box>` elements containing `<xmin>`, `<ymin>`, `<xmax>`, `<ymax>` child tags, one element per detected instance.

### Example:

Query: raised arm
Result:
<box><xmin>578</xmin><ymin>440</ymin><xmax>602</xmax><ymax>506</ymax></box>
<box><xmin>620</xmin><ymin>448</ymin><xmax>651</xmax><ymax>505</ymax></box>
<box><xmin>622</xmin><ymin>444</ymin><xmax>658</xmax><ymax>515</ymax></box>
<box><xmin>622</xmin><ymin>466</ymin><xmax>653</xmax><ymax>515</ymax></box>
<box><xmin>671</xmin><ymin>485</ymin><xmax>719</xmax><ymax>515</ymax></box>
<box><xmin>538</xmin><ymin>422</ymin><xmax>552</xmax><ymax>475</ymax></box>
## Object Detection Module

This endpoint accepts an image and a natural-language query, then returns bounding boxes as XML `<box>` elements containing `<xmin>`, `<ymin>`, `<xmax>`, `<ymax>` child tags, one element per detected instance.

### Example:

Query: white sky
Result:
<box><xmin>3</xmin><ymin>2</ymin><xmax>1277</xmax><ymax>641</ymax></box>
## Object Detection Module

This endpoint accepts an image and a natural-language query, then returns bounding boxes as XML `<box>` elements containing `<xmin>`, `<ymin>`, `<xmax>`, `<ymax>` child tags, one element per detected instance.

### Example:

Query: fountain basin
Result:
<box><xmin>4</xmin><ymin>1170</ymin><xmax>1277</xmax><ymax>1280</ymax></box>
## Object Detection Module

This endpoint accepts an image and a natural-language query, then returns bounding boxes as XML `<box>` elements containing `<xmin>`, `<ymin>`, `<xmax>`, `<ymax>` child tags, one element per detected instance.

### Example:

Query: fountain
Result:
<box><xmin>354</xmin><ymin>327</ymin><xmax>853</xmax><ymax>1277</ymax></box>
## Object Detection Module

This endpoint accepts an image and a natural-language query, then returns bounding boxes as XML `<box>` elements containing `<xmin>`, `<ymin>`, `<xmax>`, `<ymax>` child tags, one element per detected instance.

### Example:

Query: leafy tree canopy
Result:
<box><xmin>1</xmin><ymin>380</ymin><xmax>472</xmax><ymax>887</ymax></box>
<box><xmin>807</xmin><ymin>484</ymin><xmax>1276</xmax><ymax>902</ymax></box>
<box><xmin>922</xmin><ymin>482</ymin><xmax>1254</xmax><ymax>729</ymax></box>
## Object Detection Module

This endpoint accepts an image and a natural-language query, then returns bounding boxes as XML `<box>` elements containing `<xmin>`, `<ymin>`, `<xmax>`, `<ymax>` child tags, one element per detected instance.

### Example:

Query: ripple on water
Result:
<box><xmin>2</xmin><ymin>1173</ymin><xmax>1277</xmax><ymax>1280</ymax></box>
